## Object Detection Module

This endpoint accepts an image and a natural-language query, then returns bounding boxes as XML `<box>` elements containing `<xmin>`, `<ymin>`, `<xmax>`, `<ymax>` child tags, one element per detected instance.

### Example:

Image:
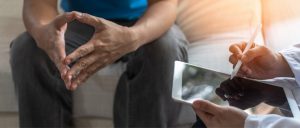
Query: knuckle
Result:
<box><xmin>66</xmin><ymin>56</ymin><xmax>74</xmax><ymax>63</ymax></box>
<box><xmin>96</xmin><ymin>17</ymin><xmax>105</xmax><ymax>24</ymax></box>
<box><xmin>93</xmin><ymin>41</ymin><xmax>103</xmax><ymax>49</ymax></box>
<box><xmin>82</xmin><ymin>13</ymin><xmax>88</xmax><ymax>17</ymax></box>
<box><xmin>79</xmin><ymin>61</ymin><xmax>87</xmax><ymax>68</ymax></box>
<box><xmin>76</xmin><ymin>79</ymin><xmax>82</xmax><ymax>85</ymax></box>
<box><xmin>78</xmin><ymin>48</ymin><xmax>88</xmax><ymax>56</ymax></box>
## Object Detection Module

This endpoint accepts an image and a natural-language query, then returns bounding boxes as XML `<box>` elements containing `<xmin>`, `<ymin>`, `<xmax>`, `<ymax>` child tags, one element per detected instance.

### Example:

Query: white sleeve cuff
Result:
<box><xmin>244</xmin><ymin>115</ymin><xmax>260</xmax><ymax>128</ymax></box>
<box><xmin>244</xmin><ymin>114</ymin><xmax>300</xmax><ymax>128</ymax></box>
<box><xmin>280</xmin><ymin>48</ymin><xmax>300</xmax><ymax>86</ymax></box>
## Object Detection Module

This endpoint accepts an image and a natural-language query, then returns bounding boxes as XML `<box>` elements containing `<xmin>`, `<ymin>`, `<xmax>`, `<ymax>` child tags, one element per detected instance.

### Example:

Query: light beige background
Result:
<box><xmin>0</xmin><ymin>0</ymin><xmax>23</xmax><ymax>127</ymax></box>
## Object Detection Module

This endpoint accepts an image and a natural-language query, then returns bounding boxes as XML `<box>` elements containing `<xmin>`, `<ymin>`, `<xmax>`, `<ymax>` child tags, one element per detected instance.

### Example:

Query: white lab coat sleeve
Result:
<box><xmin>244</xmin><ymin>114</ymin><xmax>300</xmax><ymax>128</ymax></box>
<box><xmin>244</xmin><ymin>44</ymin><xmax>300</xmax><ymax>128</ymax></box>
<box><xmin>280</xmin><ymin>44</ymin><xmax>300</xmax><ymax>86</ymax></box>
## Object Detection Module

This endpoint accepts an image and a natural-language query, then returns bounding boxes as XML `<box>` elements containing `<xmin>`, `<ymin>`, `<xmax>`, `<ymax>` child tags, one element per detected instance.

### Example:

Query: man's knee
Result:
<box><xmin>10</xmin><ymin>32</ymin><xmax>47</xmax><ymax>71</ymax></box>
<box><xmin>11</xmin><ymin>32</ymin><xmax>36</xmax><ymax>60</ymax></box>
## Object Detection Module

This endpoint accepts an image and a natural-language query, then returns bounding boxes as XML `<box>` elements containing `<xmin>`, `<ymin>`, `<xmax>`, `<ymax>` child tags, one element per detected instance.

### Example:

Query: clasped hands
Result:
<box><xmin>33</xmin><ymin>11</ymin><xmax>139</xmax><ymax>91</ymax></box>
<box><xmin>63</xmin><ymin>12</ymin><xmax>140</xmax><ymax>91</ymax></box>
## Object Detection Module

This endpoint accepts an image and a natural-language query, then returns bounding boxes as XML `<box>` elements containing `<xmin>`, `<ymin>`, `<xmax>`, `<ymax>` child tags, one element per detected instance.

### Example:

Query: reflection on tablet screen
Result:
<box><xmin>181</xmin><ymin>63</ymin><xmax>229</xmax><ymax>106</ymax></box>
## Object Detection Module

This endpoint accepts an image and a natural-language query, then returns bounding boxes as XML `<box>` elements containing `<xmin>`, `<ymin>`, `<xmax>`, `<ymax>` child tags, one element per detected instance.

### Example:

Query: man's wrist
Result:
<box><xmin>27</xmin><ymin>22</ymin><xmax>47</xmax><ymax>38</ymax></box>
<box><xmin>127</xmin><ymin>27</ymin><xmax>144</xmax><ymax>51</ymax></box>
<box><xmin>30</xmin><ymin>26</ymin><xmax>45</xmax><ymax>42</ymax></box>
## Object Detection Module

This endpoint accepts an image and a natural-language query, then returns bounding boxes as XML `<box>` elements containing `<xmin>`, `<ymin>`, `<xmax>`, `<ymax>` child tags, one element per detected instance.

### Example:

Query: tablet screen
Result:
<box><xmin>181</xmin><ymin>62</ymin><xmax>229</xmax><ymax>105</ymax></box>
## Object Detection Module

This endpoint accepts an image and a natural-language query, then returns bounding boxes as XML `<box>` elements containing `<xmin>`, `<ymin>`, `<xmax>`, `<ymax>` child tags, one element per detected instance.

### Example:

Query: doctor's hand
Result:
<box><xmin>193</xmin><ymin>100</ymin><xmax>247</xmax><ymax>128</ymax></box>
<box><xmin>63</xmin><ymin>12</ymin><xmax>139</xmax><ymax>90</ymax></box>
<box><xmin>229</xmin><ymin>42</ymin><xmax>293</xmax><ymax>79</ymax></box>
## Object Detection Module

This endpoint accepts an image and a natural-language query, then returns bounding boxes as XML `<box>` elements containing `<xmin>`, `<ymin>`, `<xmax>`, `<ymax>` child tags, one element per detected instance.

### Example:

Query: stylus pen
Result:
<box><xmin>230</xmin><ymin>24</ymin><xmax>262</xmax><ymax>79</ymax></box>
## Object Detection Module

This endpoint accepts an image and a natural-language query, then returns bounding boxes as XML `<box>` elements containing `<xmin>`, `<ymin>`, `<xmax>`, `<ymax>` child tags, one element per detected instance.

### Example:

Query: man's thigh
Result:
<box><xmin>114</xmin><ymin>24</ymin><xmax>189</xmax><ymax>127</ymax></box>
<box><xmin>65</xmin><ymin>20</ymin><xmax>95</xmax><ymax>55</ymax></box>
<box><xmin>9</xmin><ymin>20</ymin><xmax>97</xmax><ymax>127</ymax></box>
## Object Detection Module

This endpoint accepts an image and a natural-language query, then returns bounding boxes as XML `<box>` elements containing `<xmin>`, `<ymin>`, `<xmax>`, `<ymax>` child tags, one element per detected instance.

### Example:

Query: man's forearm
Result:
<box><xmin>23</xmin><ymin>0</ymin><xmax>58</xmax><ymax>36</ymax></box>
<box><xmin>130</xmin><ymin>0</ymin><xmax>178</xmax><ymax>47</ymax></box>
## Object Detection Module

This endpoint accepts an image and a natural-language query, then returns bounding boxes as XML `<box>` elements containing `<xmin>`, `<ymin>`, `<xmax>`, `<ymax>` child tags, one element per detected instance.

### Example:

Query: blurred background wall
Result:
<box><xmin>0</xmin><ymin>0</ymin><xmax>23</xmax><ymax>127</ymax></box>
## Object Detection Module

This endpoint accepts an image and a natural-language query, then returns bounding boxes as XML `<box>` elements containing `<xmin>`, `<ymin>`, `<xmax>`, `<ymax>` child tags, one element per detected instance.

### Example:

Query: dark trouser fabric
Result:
<box><xmin>10</xmin><ymin>20</ymin><xmax>188</xmax><ymax>128</ymax></box>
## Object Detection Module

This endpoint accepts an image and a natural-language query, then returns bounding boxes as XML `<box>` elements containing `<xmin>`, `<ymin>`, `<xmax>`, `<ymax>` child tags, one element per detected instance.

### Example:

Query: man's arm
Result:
<box><xmin>23</xmin><ymin>0</ymin><xmax>58</xmax><ymax>36</ymax></box>
<box><xmin>132</xmin><ymin>0</ymin><xmax>178</xmax><ymax>47</ymax></box>
<box><xmin>23</xmin><ymin>0</ymin><xmax>76</xmax><ymax>85</ymax></box>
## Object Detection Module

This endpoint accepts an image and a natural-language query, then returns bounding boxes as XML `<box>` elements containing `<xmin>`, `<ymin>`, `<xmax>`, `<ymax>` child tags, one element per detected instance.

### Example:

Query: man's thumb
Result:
<box><xmin>53</xmin><ymin>12</ymin><xmax>76</xmax><ymax>29</ymax></box>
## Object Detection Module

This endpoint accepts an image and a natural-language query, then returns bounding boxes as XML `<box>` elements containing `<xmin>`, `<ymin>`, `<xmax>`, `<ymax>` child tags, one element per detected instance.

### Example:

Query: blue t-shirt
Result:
<box><xmin>61</xmin><ymin>0</ymin><xmax>147</xmax><ymax>20</ymax></box>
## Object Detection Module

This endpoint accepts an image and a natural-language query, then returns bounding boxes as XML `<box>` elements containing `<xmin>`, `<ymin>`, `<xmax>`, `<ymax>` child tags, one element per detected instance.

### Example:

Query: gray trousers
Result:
<box><xmin>10</xmin><ymin>20</ymin><xmax>188</xmax><ymax>128</ymax></box>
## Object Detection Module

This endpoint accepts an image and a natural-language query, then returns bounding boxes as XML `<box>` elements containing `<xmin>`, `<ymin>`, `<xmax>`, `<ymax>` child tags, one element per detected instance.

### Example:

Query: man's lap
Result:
<box><xmin>10</xmin><ymin>20</ymin><xmax>188</xmax><ymax>127</ymax></box>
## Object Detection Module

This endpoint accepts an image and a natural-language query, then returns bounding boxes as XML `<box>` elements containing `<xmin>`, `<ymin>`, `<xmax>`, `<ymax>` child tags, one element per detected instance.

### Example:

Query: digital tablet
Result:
<box><xmin>172</xmin><ymin>61</ymin><xmax>300</xmax><ymax>118</ymax></box>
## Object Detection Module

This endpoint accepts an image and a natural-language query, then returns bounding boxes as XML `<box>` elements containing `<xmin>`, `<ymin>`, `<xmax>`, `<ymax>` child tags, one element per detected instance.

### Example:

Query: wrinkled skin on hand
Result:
<box><xmin>62</xmin><ymin>12</ymin><xmax>139</xmax><ymax>90</ymax></box>
<box><xmin>32</xmin><ymin>12</ymin><xmax>76</xmax><ymax>82</ymax></box>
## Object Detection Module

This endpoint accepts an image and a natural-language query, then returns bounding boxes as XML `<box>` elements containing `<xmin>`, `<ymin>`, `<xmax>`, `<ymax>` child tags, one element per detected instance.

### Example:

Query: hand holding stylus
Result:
<box><xmin>228</xmin><ymin>39</ymin><xmax>293</xmax><ymax>79</ymax></box>
<box><xmin>230</xmin><ymin>24</ymin><xmax>261</xmax><ymax>79</ymax></box>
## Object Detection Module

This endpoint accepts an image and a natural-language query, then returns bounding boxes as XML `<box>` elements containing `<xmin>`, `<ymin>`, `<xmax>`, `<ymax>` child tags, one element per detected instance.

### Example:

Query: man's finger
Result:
<box><xmin>84</xmin><ymin>52</ymin><xmax>118</xmax><ymax>76</ymax></box>
<box><xmin>85</xmin><ymin>58</ymin><xmax>108</xmax><ymax>74</ymax></box>
<box><xmin>65</xmin><ymin>43</ymin><xmax>95</xmax><ymax>64</ymax></box>
<box><xmin>69</xmin><ymin>55</ymin><xmax>109</xmax><ymax>90</ymax></box>
<box><xmin>47</xmin><ymin>40</ymin><xmax>67</xmax><ymax>76</ymax></box>
<box><xmin>56</xmin><ymin>39</ymin><xmax>67</xmax><ymax>69</ymax></box>
<box><xmin>70</xmin><ymin>71</ymin><xmax>91</xmax><ymax>91</ymax></box>
<box><xmin>53</xmin><ymin>12</ymin><xmax>76</xmax><ymax>29</ymax></box>
<box><xmin>69</xmin><ymin>61</ymin><xmax>105</xmax><ymax>90</ymax></box>
<box><xmin>66</xmin><ymin>53</ymin><xmax>99</xmax><ymax>80</ymax></box>
<box><xmin>68</xmin><ymin>53</ymin><xmax>107</xmax><ymax>80</ymax></box>
<box><xmin>74</xmin><ymin>12</ymin><xmax>104</xmax><ymax>27</ymax></box>
<box><xmin>241</xmin><ymin>46</ymin><xmax>267</xmax><ymax>63</ymax></box>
